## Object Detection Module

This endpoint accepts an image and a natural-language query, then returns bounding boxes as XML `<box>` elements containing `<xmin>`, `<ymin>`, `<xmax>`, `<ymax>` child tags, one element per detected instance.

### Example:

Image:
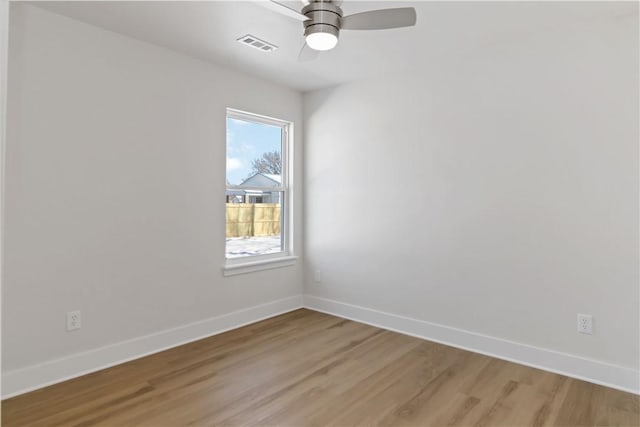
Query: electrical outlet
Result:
<box><xmin>577</xmin><ymin>314</ymin><xmax>593</xmax><ymax>335</ymax></box>
<box><xmin>314</xmin><ymin>270</ymin><xmax>322</xmax><ymax>283</ymax></box>
<box><xmin>67</xmin><ymin>310</ymin><xmax>81</xmax><ymax>331</ymax></box>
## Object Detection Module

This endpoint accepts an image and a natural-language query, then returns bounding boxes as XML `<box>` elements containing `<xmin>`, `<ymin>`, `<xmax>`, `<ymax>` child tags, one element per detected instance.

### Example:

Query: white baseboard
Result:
<box><xmin>2</xmin><ymin>295</ymin><xmax>304</xmax><ymax>399</ymax></box>
<box><xmin>4</xmin><ymin>293</ymin><xmax>638</xmax><ymax>399</ymax></box>
<box><xmin>303</xmin><ymin>295</ymin><xmax>640</xmax><ymax>395</ymax></box>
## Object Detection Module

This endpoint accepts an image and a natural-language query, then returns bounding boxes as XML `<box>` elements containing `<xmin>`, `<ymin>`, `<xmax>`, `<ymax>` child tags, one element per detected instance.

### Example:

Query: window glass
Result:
<box><xmin>225</xmin><ymin>113</ymin><xmax>288</xmax><ymax>260</ymax></box>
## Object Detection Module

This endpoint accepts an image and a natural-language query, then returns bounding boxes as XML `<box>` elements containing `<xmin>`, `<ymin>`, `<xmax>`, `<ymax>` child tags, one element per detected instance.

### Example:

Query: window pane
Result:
<box><xmin>225</xmin><ymin>192</ymin><xmax>284</xmax><ymax>258</ymax></box>
<box><xmin>225</xmin><ymin>113</ymin><xmax>287</xmax><ymax>260</ymax></box>
<box><xmin>226</xmin><ymin>117</ymin><xmax>282</xmax><ymax>186</ymax></box>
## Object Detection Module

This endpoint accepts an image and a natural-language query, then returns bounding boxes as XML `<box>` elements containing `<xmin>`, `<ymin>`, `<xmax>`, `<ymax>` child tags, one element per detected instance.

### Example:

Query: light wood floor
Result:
<box><xmin>2</xmin><ymin>309</ymin><xmax>639</xmax><ymax>426</ymax></box>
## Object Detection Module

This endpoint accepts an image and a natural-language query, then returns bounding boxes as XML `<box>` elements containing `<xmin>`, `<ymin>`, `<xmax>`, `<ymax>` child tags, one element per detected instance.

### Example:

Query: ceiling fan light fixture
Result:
<box><xmin>265</xmin><ymin>0</ymin><xmax>418</xmax><ymax>59</ymax></box>
<box><xmin>304</xmin><ymin>24</ymin><xmax>339</xmax><ymax>51</ymax></box>
<box><xmin>306</xmin><ymin>32</ymin><xmax>338</xmax><ymax>51</ymax></box>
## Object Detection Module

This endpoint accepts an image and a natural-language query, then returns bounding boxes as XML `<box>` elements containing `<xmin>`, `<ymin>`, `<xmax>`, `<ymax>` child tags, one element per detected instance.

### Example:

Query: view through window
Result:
<box><xmin>225</xmin><ymin>110</ymin><xmax>289</xmax><ymax>260</ymax></box>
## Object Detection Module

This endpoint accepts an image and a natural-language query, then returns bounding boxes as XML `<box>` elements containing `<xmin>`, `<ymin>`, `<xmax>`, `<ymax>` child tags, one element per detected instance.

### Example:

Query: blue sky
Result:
<box><xmin>226</xmin><ymin>117</ymin><xmax>282</xmax><ymax>185</ymax></box>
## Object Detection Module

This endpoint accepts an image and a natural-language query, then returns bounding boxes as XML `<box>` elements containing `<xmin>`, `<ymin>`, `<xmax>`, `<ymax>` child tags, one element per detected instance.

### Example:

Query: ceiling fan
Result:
<box><xmin>260</xmin><ymin>0</ymin><xmax>417</xmax><ymax>57</ymax></box>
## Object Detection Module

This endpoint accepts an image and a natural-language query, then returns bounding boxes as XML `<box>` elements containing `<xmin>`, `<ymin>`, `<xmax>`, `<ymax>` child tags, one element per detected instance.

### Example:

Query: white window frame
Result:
<box><xmin>223</xmin><ymin>108</ymin><xmax>296</xmax><ymax>276</ymax></box>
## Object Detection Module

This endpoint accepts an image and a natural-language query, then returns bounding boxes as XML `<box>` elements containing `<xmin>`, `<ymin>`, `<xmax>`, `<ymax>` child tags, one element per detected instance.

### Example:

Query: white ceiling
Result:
<box><xmin>29</xmin><ymin>1</ymin><xmax>637</xmax><ymax>92</ymax></box>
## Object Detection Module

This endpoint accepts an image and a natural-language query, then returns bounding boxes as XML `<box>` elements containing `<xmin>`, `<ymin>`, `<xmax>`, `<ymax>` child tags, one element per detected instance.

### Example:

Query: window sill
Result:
<box><xmin>223</xmin><ymin>255</ymin><xmax>298</xmax><ymax>277</ymax></box>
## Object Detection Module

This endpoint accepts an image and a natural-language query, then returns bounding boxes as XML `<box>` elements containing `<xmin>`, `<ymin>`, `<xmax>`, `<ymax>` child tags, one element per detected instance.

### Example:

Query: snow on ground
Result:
<box><xmin>225</xmin><ymin>235</ymin><xmax>282</xmax><ymax>258</ymax></box>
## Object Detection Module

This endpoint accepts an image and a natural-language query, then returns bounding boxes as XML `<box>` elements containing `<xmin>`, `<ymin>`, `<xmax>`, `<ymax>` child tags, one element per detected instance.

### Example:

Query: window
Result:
<box><xmin>225</xmin><ymin>109</ymin><xmax>293</xmax><ymax>270</ymax></box>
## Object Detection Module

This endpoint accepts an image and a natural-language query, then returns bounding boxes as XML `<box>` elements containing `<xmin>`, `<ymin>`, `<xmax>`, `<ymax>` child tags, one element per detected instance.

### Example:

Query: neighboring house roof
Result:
<box><xmin>239</xmin><ymin>173</ymin><xmax>281</xmax><ymax>187</ymax></box>
<box><xmin>262</xmin><ymin>174</ymin><xmax>281</xmax><ymax>184</ymax></box>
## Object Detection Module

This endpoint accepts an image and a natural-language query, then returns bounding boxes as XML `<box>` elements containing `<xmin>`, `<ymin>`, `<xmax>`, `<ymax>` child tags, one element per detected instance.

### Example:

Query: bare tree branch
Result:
<box><xmin>250</xmin><ymin>151</ymin><xmax>281</xmax><ymax>176</ymax></box>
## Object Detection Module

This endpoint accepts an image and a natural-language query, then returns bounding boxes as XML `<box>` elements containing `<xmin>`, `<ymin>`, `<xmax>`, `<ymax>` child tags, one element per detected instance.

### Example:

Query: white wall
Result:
<box><xmin>3</xmin><ymin>3</ymin><xmax>303</xmax><ymax>378</ymax></box>
<box><xmin>304</xmin><ymin>5</ymin><xmax>639</xmax><ymax>384</ymax></box>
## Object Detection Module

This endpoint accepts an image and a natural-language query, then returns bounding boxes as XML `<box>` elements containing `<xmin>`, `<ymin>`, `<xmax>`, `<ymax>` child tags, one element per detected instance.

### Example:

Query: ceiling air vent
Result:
<box><xmin>237</xmin><ymin>35</ymin><xmax>278</xmax><ymax>53</ymax></box>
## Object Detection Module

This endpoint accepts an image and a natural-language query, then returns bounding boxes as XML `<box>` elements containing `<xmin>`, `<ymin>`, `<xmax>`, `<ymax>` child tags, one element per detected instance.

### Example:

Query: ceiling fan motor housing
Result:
<box><xmin>302</xmin><ymin>1</ymin><xmax>343</xmax><ymax>39</ymax></box>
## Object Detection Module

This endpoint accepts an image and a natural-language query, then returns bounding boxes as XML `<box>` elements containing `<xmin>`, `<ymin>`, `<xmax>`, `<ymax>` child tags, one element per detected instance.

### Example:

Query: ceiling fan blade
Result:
<box><xmin>258</xmin><ymin>0</ymin><xmax>310</xmax><ymax>22</ymax></box>
<box><xmin>342</xmin><ymin>7</ymin><xmax>416</xmax><ymax>30</ymax></box>
<box><xmin>298</xmin><ymin>41</ymin><xmax>320</xmax><ymax>62</ymax></box>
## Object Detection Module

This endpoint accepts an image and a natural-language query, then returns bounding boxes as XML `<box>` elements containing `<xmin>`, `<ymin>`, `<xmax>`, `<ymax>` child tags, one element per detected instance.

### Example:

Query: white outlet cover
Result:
<box><xmin>67</xmin><ymin>310</ymin><xmax>81</xmax><ymax>331</ymax></box>
<box><xmin>577</xmin><ymin>313</ymin><xmax>593</xmax><ymax>335</ymax></box>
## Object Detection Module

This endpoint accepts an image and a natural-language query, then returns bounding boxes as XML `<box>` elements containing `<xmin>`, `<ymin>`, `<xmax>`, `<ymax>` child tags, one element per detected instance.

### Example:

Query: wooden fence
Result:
<box><xmin>226</xmin><ymin>203</ymin><xmax>281</xmax><ymax>237</ymax></box>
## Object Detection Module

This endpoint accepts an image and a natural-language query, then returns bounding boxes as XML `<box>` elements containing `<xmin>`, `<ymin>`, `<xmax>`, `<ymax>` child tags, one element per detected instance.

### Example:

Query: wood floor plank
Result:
<box><xmin>379</xmin><ymin>352</ymin><xmax>495</xmax><ymax>426</ymax></box>
<box><xmin>3</xmin><ymin>309</ymin><xmax>638</xmax><ymax>427</ymax></box>
<box><xmin>87</xmin><ymin>312</ymin><xmax>357</xmax><ymax>426</ymax></box>
<box><xmin>107</xmin><ymin>317</ymin><xmax>378</xmax><ymax>426</ymax></box>
<box><xmin>230</xmin><ymin>331</ymin><xmax>422</xmax><ymax>426</ymax></box>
